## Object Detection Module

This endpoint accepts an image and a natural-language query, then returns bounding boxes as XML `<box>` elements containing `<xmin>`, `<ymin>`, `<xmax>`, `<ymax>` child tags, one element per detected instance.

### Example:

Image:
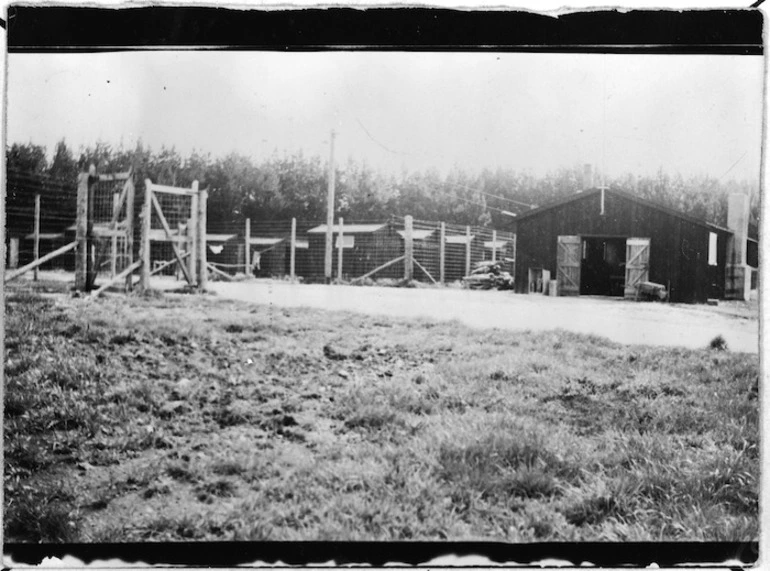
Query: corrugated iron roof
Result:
<box><xmin>249</xmin><ymin>237</ymin><xmax>283</xmax><ymax>246</ymax></box>
<box><xmin>445</xmin><ymin>235</ymin><xmax>474</xmax><ymax>244</ymax></box>
<box><xmin>207</xmin><ymin>233</ymin><xmax>236</xmax><ymax>242</ymax></box>
<box><xmin>25</xmin><ymin>232</ymin><xmax>65</xmax><ymax>240</ymax></box>
<box><xmin>513</xmin><ymin>187</ymin><xmax>733</xmax><ymax>234</ymax></box>
<box><xmin>307</xmin><ymin>223</ymin><xmax>386</xmax><ymax>234</ymax></box>
<box><xmin>396</xmin><ymin>229</ymin><xmax>435</xmax><ymax>240</ymax></box>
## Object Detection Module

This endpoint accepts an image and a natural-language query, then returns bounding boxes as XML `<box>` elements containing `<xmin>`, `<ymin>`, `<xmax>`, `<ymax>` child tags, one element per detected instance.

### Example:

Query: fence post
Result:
<box><xmin>325</xmin><ymin>130</ymin><xmax>336</xmax><ymax>284</ymax></box>
<box><xmin>86</xmin><ymin>165</ymin><xmax>97</xmax><ymax>290</ymax></box>
<box><xmin>244</xmin><ymin>218</ymin><xmax>251</xmax><ymax>276</ymax></box>
<box><xmin>110</xmin><ymin>192</ymin><xmax>119</xmax><ymax>278</ymax></box>
<box><xmin>9</xmin><ymin>238</ymin><xmax>18</xmax><ymax>269</ymax></box>
<box><xmin>492</xmin><ymin>230</ymin><xmax>497</xmax><ymax>263</ymax></box>
<box><xmin>140</xmin><ymin>179</ymin><xmax>152</xmax><ymax>290</ymax></box>
<box><xmin>177</xmin><ymin>223</ymin><xmax>184</xmax><ymax>281</ymax></box>
<box><xmin>290</xmin><ymin>217</ymin><xmax>297</xmax><ymax>280</ymax></box>
<box><xmin>75</xmin><ymin>172</ymin><xmax>89</xmax><ymax>290</ymax></box>
<box><xmin>33</xmin><ymin>194</ymin><xmax>40</xmax><ymax>280</ymax></box>
<box><xmin>197</xmin><ymin>183</ymin><xmax>208</xmax><ymax>290</ymax></box>
<box><xmin>439</xmin><ymin>222</ymin><xmax>445</xmax><ymax>284</ymax></box>
<box><xmin>124</xmin><ymin>174</ymin><xmax>135</xmax><ymax>292</ymax></box>
<box><xmin>465</xmin><ymin>225</ymin><xmax>471</xmax><ymax>277</ymax></box>
<box><xmin>189</xmin><ymin>184</ymin><xmax>199</xmax><ymax>284</ymax></box>
<box><xmin>337</xmin><ymin>217</ymin><xmax>344</xmax><ymax>282</ymax></box>
<box><xmin>404</xmin><ymin>215</ymin><xmax>413</xmax><ymax>282</ymax></box>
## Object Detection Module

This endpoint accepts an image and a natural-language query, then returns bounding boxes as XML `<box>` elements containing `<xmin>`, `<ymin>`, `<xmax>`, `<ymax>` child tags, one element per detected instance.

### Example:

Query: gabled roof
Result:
<box><xmin>249</xmin><ymin>237</ymin><xmax>284</xmax><ymax>246</ymax></box>
<box><xmin>397</xmin><ymin>229</ymin><xmax>435</xmax><ymax>240</ymax></box>
<box><xmin>513</xmin><ymin>187</ymin><xmax>732</xmax><ymax>234</ymax></box>
<box><xmin>445</xmin><ymin>234</ymin><xmax>475</xmax><ymax>245</ymax></box>
<box><xmin>307</xmin><ymin>223</ymin><xmax>386</xmax><ymax>234</ymax></box>
<box><xmin>25</xmin><ymin>232</ymin><xmax>65</xmax><ymax>240</ymax></box>
<box><xmin>207</xmin><ymin>233</ymin><xmax>237</xmax><ymax>242</ymax></box>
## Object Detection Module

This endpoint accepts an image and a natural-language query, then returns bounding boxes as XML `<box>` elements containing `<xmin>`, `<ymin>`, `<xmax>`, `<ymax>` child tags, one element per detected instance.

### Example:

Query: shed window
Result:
<box><xmin>708</xmin><ymin>232</ymin><xmax>718</xmax><ymax>266</ymax></box>
<box><xmin>335</xmin><ymin>235</ymin><xmax>355</xmax><ymax>249</ymax></box>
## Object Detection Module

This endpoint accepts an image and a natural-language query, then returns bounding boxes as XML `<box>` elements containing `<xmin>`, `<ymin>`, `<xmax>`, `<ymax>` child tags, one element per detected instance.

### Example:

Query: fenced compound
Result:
<box><xmin>199</xmin><ymin>216</ymin><xmax>515</xmax><ymax>286</ymax></box>
<box><xmin>6</xmin><ymin>167</ymin><xmax>77</xmax><ymax>275</ymax></box>
<box><xmin>6</xmin><ymin>167</ymin><xmax>516</xmax><ymax>291</ymax></box>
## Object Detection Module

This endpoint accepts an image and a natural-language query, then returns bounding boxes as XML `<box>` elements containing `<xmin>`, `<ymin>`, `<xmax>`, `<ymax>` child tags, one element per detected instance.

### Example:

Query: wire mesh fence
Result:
<box><xmin>202</xmin><ymin>216</ymin><xmax>515</xmax><ymax>286</ymax></box>
<box><xmin>6</xmin><ymin>169</ymin><xmax>517</xmax><ymax>288</ymax></box>
<box><xmin>6</xmin><ymin>168</ymin><xmax>77</xmax><ymax>272</ymax></box>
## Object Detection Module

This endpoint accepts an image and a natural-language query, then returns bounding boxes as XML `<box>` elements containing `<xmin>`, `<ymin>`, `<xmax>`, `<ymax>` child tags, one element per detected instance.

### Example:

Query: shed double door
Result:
<box><xmin>556</xmin><ymin>235</ymin><xmax>650</xmax><ymax>298</ymax></box>
<box><xmin>556</xmin><ymin>235</ymin><xmax>581</xmax><ymax>296</ymax></box>
<box><xmin>624</xmin><ymin>238</ymin><xmax>651</xmax><ymax>298</ymax></box>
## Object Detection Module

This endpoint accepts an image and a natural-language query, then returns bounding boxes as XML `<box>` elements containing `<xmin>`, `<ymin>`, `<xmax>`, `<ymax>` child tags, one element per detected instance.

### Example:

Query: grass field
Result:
<box><xmin>3</xmin><ymin>282</ymin><xmax>759</xmax><ymax>542</ymax></box>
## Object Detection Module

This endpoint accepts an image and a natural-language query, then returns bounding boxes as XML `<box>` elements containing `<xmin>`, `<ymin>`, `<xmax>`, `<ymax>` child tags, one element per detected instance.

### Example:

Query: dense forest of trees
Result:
<box><xmin>6</xmin><ymin>139</ymin><xmax>760</xmax><ymax>233</ymax></box>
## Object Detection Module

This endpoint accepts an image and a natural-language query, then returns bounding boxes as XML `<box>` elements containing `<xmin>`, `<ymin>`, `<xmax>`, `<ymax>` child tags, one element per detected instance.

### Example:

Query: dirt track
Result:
<box><xmin>210</xmin><ymin>280</ymin><xmax>759</xmax><ymax>354</ymax></box>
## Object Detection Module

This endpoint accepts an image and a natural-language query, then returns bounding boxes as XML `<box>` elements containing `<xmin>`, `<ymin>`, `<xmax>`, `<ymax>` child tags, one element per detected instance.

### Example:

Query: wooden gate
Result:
<box><xmin>624</xmin><ymin>237</ymin><xmax>651</xmax><ymax>298</ymax></box>
<box><xmin>89</xmin><ymin>170</ymin><xmax>135</xmax><ymax>289</ymax></box>
<box><xmin>143</xmin><ymin>180</ymin><xmax>201</xmax><ymax>287</ymax></box>
<box><xmin>556</xmin><ymin>235</ymin><xmax>581</xmax><ymax>296</ymax></box>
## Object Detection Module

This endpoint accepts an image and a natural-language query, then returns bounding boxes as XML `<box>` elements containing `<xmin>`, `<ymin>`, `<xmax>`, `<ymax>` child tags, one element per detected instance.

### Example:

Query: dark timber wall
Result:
<box><xmin>306</xmin><ymin>225</ymin><xmax>404</xmax><ymax>282</ymax></box>
<box><xmin>513</xmin><ymin>189</ymin><xmax>732</xmax><ymax>303</ymax></box>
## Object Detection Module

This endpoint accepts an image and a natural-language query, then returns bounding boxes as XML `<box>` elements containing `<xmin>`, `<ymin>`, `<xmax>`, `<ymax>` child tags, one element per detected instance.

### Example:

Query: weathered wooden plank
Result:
<box><xmin>404</xmin><ymin>215</ymin><xmax>413</xmax><ymax>281</ymax></box>
<box><xmin>439</xmin><ymin>222</ymin><xmax>446</xmax><ymax>284</ymax></box>
<box><xmin>413</xmin><ymin>258</ymin><xmax>437</xmax><ymax>284</ymax></box>
<box><xmin>140</xmin><ymin>180</ymin><xmax>152</xmax><ymax>290</ymax></box>
<box><xmin>150</xmin><ymin>252</ymin><xmax>190</xmax><ymax>277</ymax></box>
<box><xmin>207</xmin><ymin>262</ymin><xmax>234</xmax><ymax>281</ymax></box>
<box><xmin>150</xmin><ymin>183</ymin><xmax>198</xmax><ymax>196</ymax></box>
<box><xmin>336</xmin><ymin>217</ymin><xmax>345</xmax><ymax>281</ymax></box>
<box><xmin>75</xmin><ymin>173</ymin><xmax>89</xmax><ymax>290</ymax></box>
<box><xmin>91</xmin><ymin>260</ymin><xmax>142</xmax><ymax>297</ymax></box>
<box><xmin>351</xmin><ymin>255</ymin><xmax>405</xmax><ymax>283</ymax></box>
<box><xmin>151</xmin><ymin>191</ymin><xmax>194</xmax><ymax>285</ymax></box>
<box><xmin>197</xmin><ymin>185</ymin><xmax>208</xmax><ymax>290</ymax></box>
<box><xmin>5</xmin><ymin>241</ymin><xmax>77</xmax><ymax>283</ymax></box>
<box><xmin>33</xmin><ymin>194</ymin><xmax>40</xmax><ymax>280</ymax></box>
<box><xmin>290</xmin><ymin>217</ymin><xmax>297</xmax><ymax>279</ymax></box>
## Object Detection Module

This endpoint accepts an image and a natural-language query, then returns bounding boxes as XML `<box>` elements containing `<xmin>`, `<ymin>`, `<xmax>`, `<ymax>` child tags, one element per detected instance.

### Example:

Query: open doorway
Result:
<box><xmin>580</xmin><ymin>236</ymin><xmax>627</xmax><ymax>296</ymax></box>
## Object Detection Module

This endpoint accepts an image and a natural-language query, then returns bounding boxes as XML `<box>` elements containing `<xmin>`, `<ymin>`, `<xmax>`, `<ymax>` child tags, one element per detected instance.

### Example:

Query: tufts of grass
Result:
<box><xmin>5</xmin><ymin>492</ymin><xmax>80</xmax><ymax>542</ymax></box>
<box><xmin>3</xmin><ymin>285</ymin><xmax>758</xmax><ymax>542</ymax></box>
<box><xmin>437</xmin><ymin>426</ymin><xmax>577</xmax><ymax>506</ymax></box>
<box><xmin>211</xmin><ymin>460</ymin><xmax>246</xmax><ymax>476</ymax></box>
<box><xmin>344</xmin><ymin>405</ymin><xmax>401</xmax><ymax>431</ymax></box>
<box><xmin>709</xmin><ymin>335</ymin><xmax>728</xmax><ymax>351</ymax></box>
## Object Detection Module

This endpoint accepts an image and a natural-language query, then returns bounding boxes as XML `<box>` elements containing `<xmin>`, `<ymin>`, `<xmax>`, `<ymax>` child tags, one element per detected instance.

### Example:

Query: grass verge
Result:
<box><xmin>3</xmin><ymin>281</ymin><xmax>759</xmax><ymax>541</ymax></box>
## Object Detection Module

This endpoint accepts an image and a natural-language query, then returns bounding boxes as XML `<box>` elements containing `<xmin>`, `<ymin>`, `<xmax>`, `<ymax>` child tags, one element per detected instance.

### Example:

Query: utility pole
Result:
<box><xmin>324</xmin><ymin>129</ymin><xmax>336</xmax><ymax>283</ymax></box>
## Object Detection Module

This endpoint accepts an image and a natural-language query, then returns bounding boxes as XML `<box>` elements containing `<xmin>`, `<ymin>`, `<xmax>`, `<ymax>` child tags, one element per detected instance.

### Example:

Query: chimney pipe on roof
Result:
<box><xmin>582</xmin><ymin>164</ymin><xmax>594</xmax><ymax>191</ymax></box>
<box><xmin>725</xmin><ymin>193</ymin><xmax>752</xmax><ymax>300</ymax></box>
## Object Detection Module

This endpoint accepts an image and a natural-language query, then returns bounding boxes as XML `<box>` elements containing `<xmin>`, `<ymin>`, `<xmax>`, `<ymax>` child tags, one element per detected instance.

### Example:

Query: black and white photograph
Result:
<box><xmin>1</xmin><ymin>5</ymin><xmax>762</xmax><ymax>566</ymax></box>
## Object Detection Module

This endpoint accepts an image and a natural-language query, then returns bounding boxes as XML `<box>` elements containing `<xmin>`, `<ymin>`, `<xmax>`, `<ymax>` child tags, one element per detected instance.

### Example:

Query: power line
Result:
<box><xmin>447</xmin><ymin>181</ymin><xmax>537</xmax><ymax>209</ymax></box>
<box><xmin>717</xmin><ymin>151</ymin><xmax>748</xmax><ymax>181</ymax></box>
<box><xmin>355</xmin><ymin>118</ymin><xmax>411</xmax><ymax>156</ymax></box>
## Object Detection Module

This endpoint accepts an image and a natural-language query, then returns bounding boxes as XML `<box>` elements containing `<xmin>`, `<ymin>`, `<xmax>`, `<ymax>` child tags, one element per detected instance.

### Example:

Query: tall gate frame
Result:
<box><xmin>74</xmin><ymin>167</ymin><xmax>135</xmax><ymax>292</ymax></box>
<box><xmin>140</xmin><ymin>179</ymin><xmax>208</xmax><ymax>291</ymax></box>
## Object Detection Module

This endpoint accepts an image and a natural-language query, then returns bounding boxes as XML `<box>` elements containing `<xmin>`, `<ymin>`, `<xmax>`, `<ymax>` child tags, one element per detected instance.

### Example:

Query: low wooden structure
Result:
<box><xmin>307</xmin><ymin>222</ymin><xmax>402</xmax><ymax>282</ymax></box>
<box><xmin>509</xmin><ymin>187</ymin><xmax>754</xmax><ymax>303</ymax></box>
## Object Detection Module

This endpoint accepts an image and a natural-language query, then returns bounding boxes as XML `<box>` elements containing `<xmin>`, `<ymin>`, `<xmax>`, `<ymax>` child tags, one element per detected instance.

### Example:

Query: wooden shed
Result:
<box><xmin>397</xmin><ymin>227</ymin><xmax>440</xmax><ymax>282</ymax></box>
<box><xmin>511</xmin><ymin>187</ymin><xmax>748</xmax><ymax>303</ymax></box>
<box><xmin>306</xmin><ymin>222</ymin><xmax>404</xmax><ymax>282</ymax></box>
<box><xmin>443</xmin><ymin>232</ymin><xmax>482</xmax><ymax>283</ymax></box>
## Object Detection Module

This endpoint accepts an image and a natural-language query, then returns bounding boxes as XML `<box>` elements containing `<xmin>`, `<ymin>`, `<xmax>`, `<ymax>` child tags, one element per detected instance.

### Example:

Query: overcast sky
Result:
<box><xmin>6</xmin><ymin>51</ymin><xmax>763</xmax><ymax>182</ymax></box>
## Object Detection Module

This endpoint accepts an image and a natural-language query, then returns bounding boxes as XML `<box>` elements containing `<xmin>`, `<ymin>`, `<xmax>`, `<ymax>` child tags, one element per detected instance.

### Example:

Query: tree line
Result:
<box><xmin>6</xmin><ymin>139</ymin><xmax>760</xmax><ymax>233</ymax></box>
